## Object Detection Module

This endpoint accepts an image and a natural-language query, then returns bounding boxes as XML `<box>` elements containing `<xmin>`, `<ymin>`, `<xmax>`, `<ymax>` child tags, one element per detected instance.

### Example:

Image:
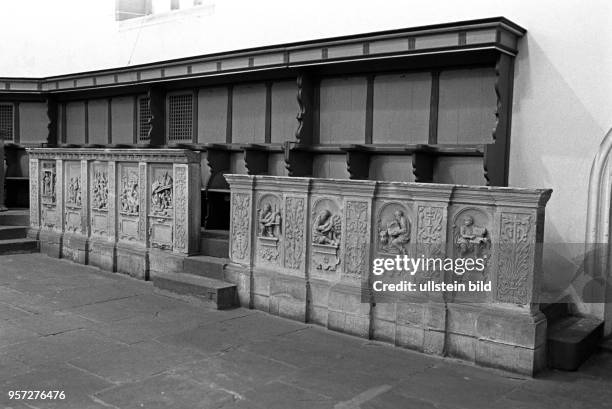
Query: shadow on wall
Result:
<box><xmin>510</xmin><ymin>34</ymin><xmax>607</xmax><ymax>305</ymax></box>
<box><xmin>540</xmin><ymin>237</ymin><xmax>611</xmax><ymax>306</ymax></box>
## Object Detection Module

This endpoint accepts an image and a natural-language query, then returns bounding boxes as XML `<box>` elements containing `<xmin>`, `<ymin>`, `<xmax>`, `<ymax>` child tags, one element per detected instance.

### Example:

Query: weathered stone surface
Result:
<box><xmin>269</xmin><ymin>273</ymin><xmax>307</xmax><ymax>321</ymax></box>
<box><xmin>87</xmin><ymin>237</ymin><xmax>115</xmax><ymax>271</ymax></box>
<box><xmin>116</xmin><ymin>243</ymin><xmax>148</xmax><ymax>279</ymax></box>
<box><xmin>475</xmin><ymin>339</ymin><xmax>546</xmax><ymax>375</ymax></box>
<box><xmin>28</xmin><ymin>149</ymin><xmax>202</xmax><ymax>278</ymax></box>
<box><xmin>225</xmin><ymin>175</ymin><xmax>552</xmax><ymax>374</ymax></box>
<box><xmin>61</xmin><ymin>232</ymin><xmax>88</xmax><ymax>264</ymax></box>
<box><xmin>476</xmin><ymin>309</ymin><xmax>547</xmax><ymax>348</ymax></box>
<box><xmin>38</xmin><ymin>229</ymin><xmax>62</xmax><ymax>258</ymax></box>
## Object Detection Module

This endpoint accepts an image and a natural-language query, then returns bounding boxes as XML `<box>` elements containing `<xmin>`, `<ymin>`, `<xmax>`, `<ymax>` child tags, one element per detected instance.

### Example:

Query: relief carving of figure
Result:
<box><xmin>41</xmin><ymin>170</ymin><xmax>56</xmax><ymax>203</ymax></box>
<box><xmin>92</xmin><ymin>171</ymin><xmax>108</xmax><ymax>211</ymax></box>
<box><xmin>312</xmin><ymin>209</ymin><xmax>341</xmax><ymax>246</ymax></box>
<box><xmin>120</xmin><ymin>173</ymin><xmax>139</xmax><ymax>215</ymax></box>
<box><xmin>456</xmin><ymin>216</ymin><xmax>489</xmax><ymax>257</ymax></box>
<box><xmin>379</xmin><ymin>210</ymin><xmax>410</xmax><ymax>254</ymax></box>
<box><xmin>258</xmin><ymin>203</ymin><xmax>281</xmax><ymax>238</ymax></box>
<box><xmin>151</xmin><ymin>171</ymin><xmax>173</xmax><ymax>216</ymax></box>
<box><xmin>67</xmin><ymin>176</ymin><xmax>81</xmax><ymax>206</ymax></box>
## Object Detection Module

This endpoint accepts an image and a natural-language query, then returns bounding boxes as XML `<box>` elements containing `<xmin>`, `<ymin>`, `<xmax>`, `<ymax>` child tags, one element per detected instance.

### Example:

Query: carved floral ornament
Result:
<box><xmin>231</xmin><ymin>193</ymin><xmax>251</xmax><ymax>262</ymax></box>
<box><xmin>284</xmin><ymin>196</ymin><xmax>305</xmax><ymax>269</ymax></box>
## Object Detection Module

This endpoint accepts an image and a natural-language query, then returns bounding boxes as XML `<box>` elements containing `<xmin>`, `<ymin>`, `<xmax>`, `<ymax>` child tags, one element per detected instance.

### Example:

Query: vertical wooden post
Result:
<box><xmin>0</xmin><ymin>128</ymin><xmax>6</xmax><ymax>211</ymax></box>
<box><xmin>46</xmin><ymin>97</ymin><xmax>58</xmax><ymax>147</ymax></box>
<box><xmin>147</xmin><ymin>86</ymin><xmax>166</xmax><ymax>146</ymax></box>
<box><xmin>484</xmin><ymin>53</ymin><xmax>514</xmax><ymax>186</ymax></box>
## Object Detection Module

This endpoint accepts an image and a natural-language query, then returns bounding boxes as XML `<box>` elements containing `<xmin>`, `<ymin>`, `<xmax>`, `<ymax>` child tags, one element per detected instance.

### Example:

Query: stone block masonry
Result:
<box><xmin>27</xmin><ymin>148</ymin><xmax>201</xmax><ymax>279</ymax></box>
<box><xmin>226</xmin><ymin>174</ymin><xmax>552</xmax><ymax>375</ymax></box>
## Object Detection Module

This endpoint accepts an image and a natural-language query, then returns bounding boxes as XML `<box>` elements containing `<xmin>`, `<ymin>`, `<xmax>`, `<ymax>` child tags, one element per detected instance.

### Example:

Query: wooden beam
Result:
<box><xmin>226</xmin><ymin>85</ymin><xmax>233</xmax><ymax>143</ymax></box>
<box><xmin>428</xmin><ymin>70</ymin><xmax>440</xmax><ymax>144</ymax></box>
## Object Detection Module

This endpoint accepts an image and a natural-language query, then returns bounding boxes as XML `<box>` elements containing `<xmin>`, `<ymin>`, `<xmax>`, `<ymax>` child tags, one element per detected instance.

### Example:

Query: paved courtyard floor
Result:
<box><xmin>0</xmin><ymin>253</ymin><xmax>611</xmax><ymax>409</ymax></box>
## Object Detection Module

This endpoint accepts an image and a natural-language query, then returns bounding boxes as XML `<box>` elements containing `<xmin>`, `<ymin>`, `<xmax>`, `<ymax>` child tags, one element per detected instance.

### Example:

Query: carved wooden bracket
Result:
<box><xmin>412</xmin><ymin>145</ymin><xmax>435</xmax><ymax>183</ymax></box>
<box><xmin>283</xmin><ymin>141</ymin><xmax>313</xmax><ymax>177</ymax></box>
<box><xmin>243</xmin><ymin>145</ymin><xmax>268</xmax><ymax>175</ymax></box>
<box><xmin>342</xmin><ymin>146</ymin><xmax>370</xmax><ymax>180</ymax></box>
<box><xmin>205</xmin><ymin>144</ymin><xmax>231</xmax><ymax>188</ymax></box>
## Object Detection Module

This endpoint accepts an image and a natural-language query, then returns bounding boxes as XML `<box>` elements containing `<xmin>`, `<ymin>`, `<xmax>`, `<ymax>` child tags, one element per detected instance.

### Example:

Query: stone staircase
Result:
<box><xmin>150</xmin><ymin>229</ymin><xmax>238</xmax><ymax>309</ymax></box>
<box><xmin>0</xmin><ymin>209</ymin><xmax>38</xmax><ymax>255</ymax></box>
<box><xmin>542</xmin><ymin>300</ymin><xmax>604</xmax><ymax>371</ymax></box>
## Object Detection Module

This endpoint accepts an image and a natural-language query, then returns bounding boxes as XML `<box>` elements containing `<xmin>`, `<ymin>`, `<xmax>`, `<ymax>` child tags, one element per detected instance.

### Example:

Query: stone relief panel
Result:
<box><xmin>65</xmin><ymin>166</ymin><xmax>82</xmax><ymax>209</ymax></box>
<box><xmin>230</xmin><ymin>192</ymin><xmax>251</xmax><ymax>263</ymax></box>
<box><xmin>107</xmin><ymin>162</ymin><xmax>116</xmax><ymax>238</ymax></box>
<box><xmin>416</xmin><ymin>205</ymin><xmax>446</xmax><ymax>285</ymax></box>
<box><xmin>120</xmin><ymin>167</ymin><xmax>140</xmax><ymax>216</ymax></box>
<box><xmin>450</xmin><ymin>207</ymin><xmax>492</xmax><ymax>302</ymax></box>
<box><xmin>343</xmin><ymin>200</ymin><xmax>370</xmax><ymax>279</ymax></box>
<box><xmin>149</xmin><ymin>166</ymin><xmax>174</xmax><ymax>250</ymax></box>
<box><xmin>453</xmin><ymin>208</ymin><xmax>492</xmax><ymax>272</ymax></box>
<box><xmin>41</xmin><ymin>161</ymin><xmax>56</xmax><ymax>206</ymax></box>
<box><xmin>118</xmin><ymin>164</ymin><xmax>140</xmax><ymax>242</ymax></box>
<box><xmin>64</xmin><ymin>162</ymin><xmax>82</xmax><ymax>233</ymax></box>
<box><xmin>173</xmin><ymin>166</ymin><xmax>187</xmax><ymax>252</ymax></box>
<box><xmin>496</xmin><ymin>212</ymin><xmax>535</xmax><ymax>305</ymax></box>
<box><xmin>29</xmin><ymin>160</ymin><xmax>39</xmax><ymax>227</ymax></box>
<box><xmin>90</xmin><ymin>162</ymin><xmax>109</xmax><ymax>236</ymax></box>
<box><xmin>310</xmin><ymin>198</ymin><xmax>342</xmax><ymax>273</ymax></box>
<box><xmin>40</xmin><ymin>161</ymin><xmax>58</xmax><ymax>230</ymax></box>
<box><xmin>284</xmin><ymin>196</ymin><xmax>306</xmax><ymax>270</ymax></box>
<box><xmin>256</xmin><ymin>194</ymin><xmax>282</xmax><ymax>264</ymax></box>
<box><xmin>91</xmin><ymin>166</ymin><xmax>109</xmax><ymax>211</ymax></box>
<box><xmin>151</xmin><ymin>170</ymin><xmax>173</xmax><ymax>218</ymax></box>
<box><xmin>377</xmin><ymin>202</ymin><xmax>412</xmax><ymax>256</ymax></box>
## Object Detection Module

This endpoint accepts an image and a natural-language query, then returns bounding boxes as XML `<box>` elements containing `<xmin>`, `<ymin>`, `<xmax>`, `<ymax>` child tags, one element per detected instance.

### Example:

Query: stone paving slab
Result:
<box><xmin>0</xmin><ymin>253</ymin><xmax>611</xmax><ymax>409</ymax></box>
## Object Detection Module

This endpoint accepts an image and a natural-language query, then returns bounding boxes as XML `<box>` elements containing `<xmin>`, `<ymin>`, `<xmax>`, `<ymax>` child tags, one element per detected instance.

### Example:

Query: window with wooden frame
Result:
<box><xmin>0</xmin><ymin>103</ymin><xmax>14</xmax><ymax>141</ymax></box>
<box><xmin>137</xmin><ymin>96</ymin><xmax>152</xmax><ymax>142</ymax></box>
<box><xmin>167</xmin><ymin>92</ymin><xmax>194</xmax><ymax>143</ymax></box>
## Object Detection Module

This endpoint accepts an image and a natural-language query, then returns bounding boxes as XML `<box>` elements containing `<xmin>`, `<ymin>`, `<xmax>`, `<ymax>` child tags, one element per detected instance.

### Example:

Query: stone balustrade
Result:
<box><xmin>27</xmin><ymin>148</ymin><xmax>201</xmax><ymax>278</ymax></box>
<box><xmin>225</xmin><ymin>175</ymin><xmax>552</xmax><ymax>374</ymax></box>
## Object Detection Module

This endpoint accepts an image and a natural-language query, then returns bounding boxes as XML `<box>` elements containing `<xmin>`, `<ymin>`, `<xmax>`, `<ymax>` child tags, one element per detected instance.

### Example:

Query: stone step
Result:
<box><xmin>200</xmin><ymin>233</ymin><xmax>229</xmax><ymax>258</ymax></box>
<box><xmin>151</xmin><ymin>271</ymin><xmax>237</xmax><ymax>310</ymax></box>
<box><xmin>0</xmin><ymin>238</ymin><xmax>39</xmax><ymax>255</ymax></box>
<box><xmin>0</xmin><ymin>210</ymin><xmax>29</xmax><ymax>226</ymax></box>
<box><xmin>547</xmin><ymin>315</ymin><xmax>604</xmax><ymax>371</ymax></box>
<box><xmin>183</xmin><ymin>255</ymin><xmax>228</xmax><ymax>281</ymax></box>
<box><xmin>0</xmin><ymin>226</ymin><xmax>28</xmax><ymax>240</ymax></box>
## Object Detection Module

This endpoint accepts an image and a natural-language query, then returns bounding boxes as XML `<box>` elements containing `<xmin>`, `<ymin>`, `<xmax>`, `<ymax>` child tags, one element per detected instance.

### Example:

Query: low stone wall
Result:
<box><xmin>225</xmin><ymin>175</ymin><xmax>552</xmax><ymax>375</ymax></box>
<box><xmin>27</xmin><ymin>148</ymin><xmax>201</xmax><ymax>278</ymax></box>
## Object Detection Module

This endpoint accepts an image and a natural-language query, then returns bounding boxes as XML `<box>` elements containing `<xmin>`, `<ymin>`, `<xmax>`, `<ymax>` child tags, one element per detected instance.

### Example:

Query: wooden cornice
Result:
<box><xmin>0</xmin><ymin>17</ymin><xmax>525</xmax><ymax>95</ymax></box>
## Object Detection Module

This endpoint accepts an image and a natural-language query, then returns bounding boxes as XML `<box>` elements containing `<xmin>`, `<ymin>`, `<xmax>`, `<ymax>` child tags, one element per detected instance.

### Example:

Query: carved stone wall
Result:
<box><xmin>28</xmin><ymin>148</ymin><xmax>202</xmax><ymax>272</ymax></box>
<box><xmin>225</xmin><ymin>174</ymin><xmax>552</xmax><ymax>375</ymax></box>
